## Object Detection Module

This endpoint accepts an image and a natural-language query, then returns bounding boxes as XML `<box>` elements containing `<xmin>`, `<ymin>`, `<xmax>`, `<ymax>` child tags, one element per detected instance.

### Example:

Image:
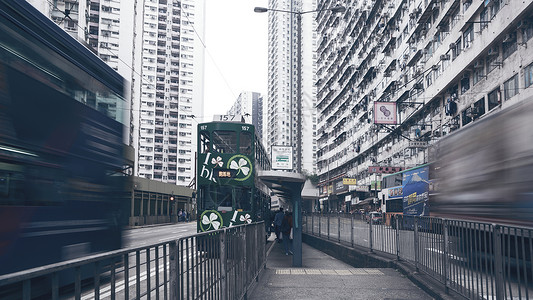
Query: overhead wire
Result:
<box><xmin>45</xmin><ymin>0</ymin><xmax>235</xmax><ymax>122</ymax></box>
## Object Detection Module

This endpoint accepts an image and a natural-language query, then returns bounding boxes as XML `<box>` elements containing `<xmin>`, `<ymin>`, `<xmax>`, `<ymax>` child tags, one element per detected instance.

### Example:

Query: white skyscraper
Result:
<box><xmin>227</xmin><ymin>91</ymin><xmax>263</xmax><ymax>139</ymax></box>
<box><xmin>31</xmin><ymin>0</ymin><xmax>206</xmax><ymax>186</ymax></box>
<box><xmin>131</xmin><ymin>0</ymin><xmax>205</xmax><ymax>185</ymax></box>
<box><xmin>266</xmin><ymin>0</ymin><xmax>317</xmax><ymax>174</ymax></box>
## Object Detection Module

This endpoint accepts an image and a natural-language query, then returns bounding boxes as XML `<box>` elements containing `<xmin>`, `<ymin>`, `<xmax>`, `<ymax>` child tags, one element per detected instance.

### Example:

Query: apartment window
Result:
<box><xmin>504</xmin><ymin>75</ymin><xmax>519</xmax><ymax>100</ymax></box>
<box><xmin>525</xmin><ymin>62</ymin><xmax>533</xmax><ymax>88</ymax></box>
<box><xmin>487</xmin><ymin>88</ymin><xmax>500</xmax><ymax>110</ymax></box>
<box><xmin>502</xmin><ymin>32</ymin><xmax>517</xmax><ymax>60</ymax></box>
<box><xmin>473</xmin><ymin>59</ymin><xmax>485</xmax><ymax>85</ymax></box>
<box><xmin>463</xmin><ymin>25</ymin><xmax>474</xmax><ymax>49</ymax></box>
<box><xmin>461</xmin><ymin>109</ymin><xmax>472</xmax><ymax>126</ymax></box>
<box><xmin>452</xmin><ymin>38</ymin><xmax>462</xmax><ymax>60</ymax></box>
<box><xmin>486</xmin><ymin>47</ymin><xmax>500</xmax><ymax>73</ymax></box>
<box><xmin>489</xmin><ymin>0</ymin><xmax>501</xmax><ymax>19</ymax></box>
<box><xmin>425</xmin><ymin>73</ymin><xmax>433</xmax><ymax>87</ymax></box>
<box><xmin>480</xmin><ymin>8</ymin><xmax>489</xmax><ymax>31</ymax></box>
<box><xmin>522</xmin><ymin>22</ymin><xmax>533</xmax><ymax>42</ymax></box>
<box><xmin>461</xmin><ymin>74</ymin><xmax>470</xmax><ymax>94</ymax></box>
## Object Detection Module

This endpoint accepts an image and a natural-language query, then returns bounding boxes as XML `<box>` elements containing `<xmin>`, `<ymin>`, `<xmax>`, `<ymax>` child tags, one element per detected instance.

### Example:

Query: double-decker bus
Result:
<box><xmin>0</xmin><ymin>0</ymin><xmax>127</xmax><ymax>277</ymax></box>
<box><xmin>196</xmin><ymin>119</ymin><xmax>271</xmax><ymax>234</ymax></box>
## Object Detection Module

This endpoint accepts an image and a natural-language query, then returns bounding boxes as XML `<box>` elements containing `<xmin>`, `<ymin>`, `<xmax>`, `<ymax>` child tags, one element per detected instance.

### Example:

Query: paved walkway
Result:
<box><xmin>249</xmin><ymin>237</ymin><xmax>434</xmax><ymax>300</ymax></box>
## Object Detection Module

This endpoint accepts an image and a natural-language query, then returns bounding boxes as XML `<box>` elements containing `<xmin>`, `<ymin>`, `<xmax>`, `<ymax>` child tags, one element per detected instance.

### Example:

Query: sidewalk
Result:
<box><xmin>248</xmin><ymin>237</ymin><xmax>434</xmax><ymax>300</ymax></box>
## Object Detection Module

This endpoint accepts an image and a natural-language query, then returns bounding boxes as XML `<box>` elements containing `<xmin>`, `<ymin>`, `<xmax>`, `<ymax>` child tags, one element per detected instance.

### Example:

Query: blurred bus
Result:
<box><xmin>433</xmin><ymin>98</ymin><xmax>533</xmax><ymax>227</ymax></box>
<box><xmin>0</xmin><ymin>0</ymin><xmax>128</xmax><ymax>277</ymax></box>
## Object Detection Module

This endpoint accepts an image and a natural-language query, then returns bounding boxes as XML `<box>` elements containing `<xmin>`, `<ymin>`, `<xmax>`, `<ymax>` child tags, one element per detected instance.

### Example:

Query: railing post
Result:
<box><xmin>318</xmin><ymin>213</ymin><xmax>321</xmax><ymax>237</ymax></box>
<box><xmin>351</xmin><ymin>213</ymin><xmax>354</xmax><ymax>247</ymax></box>
<box><xmin>338</xmin><ymin>213</ymin><xmax>341</xmax><ymax>243</ymax></box>
<box><xmin>493</xmin><ymin>225</ymin><xmax>504</xmax><ymax>300</ymax></box>
<box><xmin>395</xmin><ymin>216</ymin><xmax>400</xmax><ymax>260</ymax></box>
<box><xmin>443</xmin><ymin>219</ymin><xmax>449</xmax><ymax>293</ymax></box>
<box><xmin>328</xmin><ymin>214</ymin><xmax>331</xmax><ymax>240</ymax></box>
<box><xmin>243</xmin><ymin>227</ymin><xmax>247</xmax><ymax>296</ymax></box>
<box><xmin>414</xmin><ymin>217</ymin><xmax>419</xmax><ymax>272</ymax></box>
<box><xmin>312</xmin><ymin>213</ymin><xmax>314</xmax><ymax>236</ymax></box>
<box><xmin>220</xmin><ymin>229</ymin><xmax>228</xmax><ymax>300</ymax></box>
<box><xmin>169</xmin><ymin>240</ymin><xmax>178</xmax><ymax>300</ymax></box>
<box><xmin>369</xmin><ymin>216</ymin><xmax>374</xmax><ymax>253</ymax></box>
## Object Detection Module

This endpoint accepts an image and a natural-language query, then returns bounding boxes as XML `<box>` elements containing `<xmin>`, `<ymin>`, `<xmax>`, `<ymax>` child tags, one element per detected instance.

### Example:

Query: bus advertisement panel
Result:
<box><xmin>402</xmin><ymin>165</ymin><xmax>430</xmax><ymax>216</ymax></box>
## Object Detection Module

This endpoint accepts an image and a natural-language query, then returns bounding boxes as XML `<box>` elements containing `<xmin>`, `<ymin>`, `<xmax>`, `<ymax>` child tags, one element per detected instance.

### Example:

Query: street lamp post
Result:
<box><xmin>254</xmin><ymin>3</ymin><xmax>345</xmax><ymax>267</ymax></box>
<box><xmin>254</xmin><ymin>4</ymin><xmax>345</xmax><ymax>173</ymax></box>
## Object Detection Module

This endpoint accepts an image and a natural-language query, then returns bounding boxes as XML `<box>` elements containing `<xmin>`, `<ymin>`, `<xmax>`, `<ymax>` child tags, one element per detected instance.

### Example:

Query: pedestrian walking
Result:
<box><xmin>281</xmin><ymin>211</ymin><xmax>293</xmax><ymax>255</ymax></box>
<box><xmin>273</xmin><ymin>207</ymin><xmax>284</xmax><ymax>242</ymax></box>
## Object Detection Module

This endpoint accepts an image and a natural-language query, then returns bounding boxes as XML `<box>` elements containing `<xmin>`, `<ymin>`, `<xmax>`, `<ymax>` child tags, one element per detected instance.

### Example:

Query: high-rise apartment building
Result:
<box><xmin>227</xmin><ymin>91</ymin><xmax>263</xmax><ymax>139</ymax></box>
<box><xmin>316</xmin><ymin>0</ymin><xmax>533</xmax><ymax>211</ymax></box>
<box><xmin>31</xmin><ymin>0</ymin><xmax>205</xmax><ymax>186</ymax></box>
<box><xmin>266</xmin><ymin>0</ymin><xmax>318</xmax><ymax>174</ymax></box>
<box><xmin>131</xmin><ymin>0</ymin><xmax>204</xmax><ymax>185</ymax></box>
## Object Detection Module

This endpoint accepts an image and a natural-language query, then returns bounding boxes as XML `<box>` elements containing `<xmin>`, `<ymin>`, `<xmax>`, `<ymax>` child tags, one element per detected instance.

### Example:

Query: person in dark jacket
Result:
<box><xmin>281</xmin><ymin>211</ymin><xmax>293</xmax><ymax>255</ymax></box>
<box><xmin>273</xmin><ymin>207</ymin><xmax>284</xmax><ymax>242</ymax></box>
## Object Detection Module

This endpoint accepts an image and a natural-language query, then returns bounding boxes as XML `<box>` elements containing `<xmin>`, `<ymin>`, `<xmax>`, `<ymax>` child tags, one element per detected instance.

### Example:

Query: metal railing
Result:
<box><xmin>0</xmin><ymin>222</ymin><xmax>266</xmax><ymax>300</ymax></box>
<box><xmin>304</xmin><ymin>213</ymin><xmax>533</xmax><ymax>300</ymax></box>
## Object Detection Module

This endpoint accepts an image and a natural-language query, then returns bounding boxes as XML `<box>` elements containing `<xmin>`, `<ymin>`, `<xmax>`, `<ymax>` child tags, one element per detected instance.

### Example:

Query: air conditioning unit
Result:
<box><xmin>449</xmin><ymin>43</ymin><xmax>456</xmax><ymax>49</ymax></box>
<box><xmin>432</xmin><ymin>65</ymin><xmax>439</xmax><ymax>71</ymax></box>
<box><xmin>440</xmin><ymin>54</ymin><xmax>450</xmax><ymax>60</ymax></box>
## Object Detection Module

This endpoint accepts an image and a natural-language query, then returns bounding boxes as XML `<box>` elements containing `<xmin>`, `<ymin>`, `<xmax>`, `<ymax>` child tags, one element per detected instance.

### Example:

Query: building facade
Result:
<box><xmin>131</xmin><ymin>0</ymin><xmax>205</xmax><ymax>186</ymax></box>
<box><xmin>227</xmin><ymin>91</ymin><xmax>264</xmax><ymax>139</ymax></box>
<box><xmin>31</xmin><ymin>0</ymin><xmax>205</xmax><ymax>187</ymax></box>
<box><xmin>266</xmin><ymin>0</ymin><xmax>318</xmax><ymax>174</ymax></box>
<box><xmin>315</xmin><ymin>0</ymin><xmax>533</xmax><ymax>211</ymax></box>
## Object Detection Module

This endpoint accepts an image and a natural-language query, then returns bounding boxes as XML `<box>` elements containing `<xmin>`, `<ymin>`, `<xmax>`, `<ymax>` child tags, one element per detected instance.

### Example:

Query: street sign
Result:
<box><xmin>408</xmin><ymin>141</ymin><xmax>428</xmax><ymax>148</ymax></box>
<box><xmin>271</xmin><ymin>145</ymin><xmax>293</xmax><ymax>170</ymax></box>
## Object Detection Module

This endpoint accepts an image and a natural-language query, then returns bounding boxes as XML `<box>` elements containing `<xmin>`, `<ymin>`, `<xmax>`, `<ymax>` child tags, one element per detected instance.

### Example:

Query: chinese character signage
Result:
<box><xmin>342</xmin><ymin>178</ymin><xmax>357</xmax><ymax>185</ymax></box>
<box><xmin>368</xmin><ymin>166</ymin><xmax>404</xmax><ymax>174</ymax></box>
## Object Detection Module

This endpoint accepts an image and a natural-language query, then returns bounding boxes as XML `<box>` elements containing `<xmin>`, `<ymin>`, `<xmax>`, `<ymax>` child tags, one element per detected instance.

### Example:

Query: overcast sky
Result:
<box><xmin>202</xmin><ymin>0</ymin><xmax>269</xmax><ymax>122</ymax></box>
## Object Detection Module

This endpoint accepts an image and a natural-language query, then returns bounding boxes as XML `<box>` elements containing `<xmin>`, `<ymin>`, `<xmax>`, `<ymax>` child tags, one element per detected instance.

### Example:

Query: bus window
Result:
<box><xmin>240</xmin><ymin>132</ymin><xmax>252</xmax><ymax>155</ymax></box>
<box><xmin>214</xmin><ymin>186</ymin><xmax>233</xmax><ymax>211</ymax></box>
<box><xmin>235</xmin><ymin>187</ymin><xmax>252</xmax><ymax>211</ymax></box>
<box><xmin>212</xmin><ymin>131</ymin><xmax>237</xmax><ymax>153</ymax></box>
<box><xmin>200</xmin><ymin>131</ymin><xmax>210</xmax><ymax>154</ymax></box>
<box><xmin>199</xmin><ymin>186</ymin><xmax>215</xmax><ymax>210</ymax></box>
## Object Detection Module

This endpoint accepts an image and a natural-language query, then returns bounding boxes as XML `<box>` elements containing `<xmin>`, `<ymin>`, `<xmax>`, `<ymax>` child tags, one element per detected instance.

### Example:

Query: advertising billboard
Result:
<box><xmin>402</xmin><ymin>165</ymin><xmax>429</xmax><ymax>216</ymax></box>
